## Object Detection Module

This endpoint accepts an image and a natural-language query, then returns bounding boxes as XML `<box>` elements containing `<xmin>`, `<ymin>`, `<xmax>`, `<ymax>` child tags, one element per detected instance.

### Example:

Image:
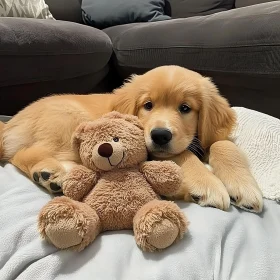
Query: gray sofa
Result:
<box><xmin>1</xmin><ymin>0</ymin><xmax>279</xmax><ymax>118</ymax></box>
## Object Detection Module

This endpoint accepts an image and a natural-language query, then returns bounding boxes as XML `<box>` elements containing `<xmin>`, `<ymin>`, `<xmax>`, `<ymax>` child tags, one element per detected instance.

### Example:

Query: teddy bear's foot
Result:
<box><xmin>146</xmin><ymin>218</ymin><xmax>179</xmax><ymax>249</ymax></box>
<box><xmin>38</xmin><ymin>196</ymin><xmax>101</xmax><ymax>251</ymax></box>
<box><xmin>133</xmin><ymin>200</ymin><xmax>188</xmax><ymax>252</ymax></box>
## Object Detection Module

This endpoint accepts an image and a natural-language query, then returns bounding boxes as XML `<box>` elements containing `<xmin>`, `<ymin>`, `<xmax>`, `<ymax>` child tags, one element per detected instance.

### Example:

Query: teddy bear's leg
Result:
<box><xmin>38</xmin><ymin>196</ymin><xmax>101</xmax><ymax>251</ymax></box>
<box><xmin>133</xmin><ymin>200</ymin><xmax>188</xmax><ymax>252</ymax></box>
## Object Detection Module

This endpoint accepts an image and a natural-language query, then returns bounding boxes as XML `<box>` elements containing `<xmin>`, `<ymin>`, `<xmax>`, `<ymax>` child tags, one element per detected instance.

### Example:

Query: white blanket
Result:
<box><xmin>0</xmin><ymin>107</ymin><xmax>280</xmax><ymax>280</ymax></box>
<box><xmin>230</xmin><ymin>107</ymin><xmax>280</xmax><ymax>201</ymax></box>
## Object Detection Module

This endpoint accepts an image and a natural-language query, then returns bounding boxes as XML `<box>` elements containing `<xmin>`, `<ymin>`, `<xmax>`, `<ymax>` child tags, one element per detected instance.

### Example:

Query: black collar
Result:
<box><xmin>187</xmin><ymin>135</ymin><xmax>205</xmax><ymax>161</ymax></box>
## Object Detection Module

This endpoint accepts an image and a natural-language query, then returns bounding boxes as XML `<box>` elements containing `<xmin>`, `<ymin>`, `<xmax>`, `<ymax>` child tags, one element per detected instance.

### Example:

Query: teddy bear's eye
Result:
<box><xmin>113</xmin><ymin>137</ymin><xmax>119</xmax><ymax>142</ymax></box>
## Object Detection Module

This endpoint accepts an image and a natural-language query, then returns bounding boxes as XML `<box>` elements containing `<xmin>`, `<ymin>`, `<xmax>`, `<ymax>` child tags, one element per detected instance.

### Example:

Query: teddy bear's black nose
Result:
<box><xmin>151</xmin><ymin>128</ymin><xmax>172</xmax><ymax>146</ymax></box>
<box><xmin>98</xmin><ymin>143</ymin><xmax>113</xmax><ymax>158</ymax></box>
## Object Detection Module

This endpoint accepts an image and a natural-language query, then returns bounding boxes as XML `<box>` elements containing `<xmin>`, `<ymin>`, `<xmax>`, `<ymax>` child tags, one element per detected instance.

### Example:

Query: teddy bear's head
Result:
<box><xmin>72</xmin><ymin>112</ymin><xmax>148</xmax><ymax>171</ymax></box>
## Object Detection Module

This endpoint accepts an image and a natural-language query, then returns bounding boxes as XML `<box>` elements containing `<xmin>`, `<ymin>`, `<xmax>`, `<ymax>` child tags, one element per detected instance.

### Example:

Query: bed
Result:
<box><xmin>1</xmin><ymin>107</ymin><xmax>280</xmax><ymax>280</ymax></box>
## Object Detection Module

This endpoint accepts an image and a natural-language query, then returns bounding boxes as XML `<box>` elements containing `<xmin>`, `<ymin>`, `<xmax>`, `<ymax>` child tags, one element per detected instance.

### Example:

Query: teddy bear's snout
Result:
<box><xmin>93</xmin><ymin>141</ymin><xmax>124</xmax><ymax>171</ymax></box>
<box><xmin>98</xmin><ymin>143</ymin><xmax>113</xmax><ymax>158</ymax></box>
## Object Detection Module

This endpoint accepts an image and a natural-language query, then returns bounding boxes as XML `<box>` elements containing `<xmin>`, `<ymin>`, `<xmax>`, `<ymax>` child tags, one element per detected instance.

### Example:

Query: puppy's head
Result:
<box><xmin>111</xmin><ymin>66</ymin><xmax>236</xmax><ymax>159</ymax></box>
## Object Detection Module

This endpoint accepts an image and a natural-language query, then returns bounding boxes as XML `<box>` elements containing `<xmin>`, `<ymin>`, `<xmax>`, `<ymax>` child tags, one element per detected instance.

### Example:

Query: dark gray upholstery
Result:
<box><xmin>0</xmin><ymin>18</ymin><xmax>112</xmax><ymax>87</ymax></box>
<box><xmin>105</xmin><ymin>1</ymin><xmax>280</xmax><ymax>118</ymax></box>
<box><xmin>105</xmin><ymin>2</ymin><xmax>280</xmax><ymax>76</ymax></box>
<box><xmin>0</xmin><ymin>17</ymin><xmax>112</xmax><ymax>115</ymax></box>
<box><xmin>0</xmin><ymin>0</ymin><xmax>279</xmax><ymax>118</ymax></box>
<box><xmin>0</xmin><ymin>67</ymin><xmax>110</xmax><ymax>116</ymax></box>
<box><xmin>0</xmin><ymin>115</ymin><xmax>11</xmax><ymax>123</ymax></box>
<box><xmin>235</xmin><ymin>0</ymin><xmax>278</xmax><ymax>8</ymax></box>
<box><xmin>167</xmin><ymin>0</ymin><xmax>234</xmax><ymax>18</ymax></box>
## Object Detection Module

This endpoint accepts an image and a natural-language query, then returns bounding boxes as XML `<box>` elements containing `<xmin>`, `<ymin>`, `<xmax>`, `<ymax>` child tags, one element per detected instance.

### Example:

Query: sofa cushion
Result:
<box><xmin>0</xmin><ymin>17</ymin><xmax>112</xmax><ymax>88</ymax></box>
<box><xmin>167</xmin><ymin>0</ymin><xmax>234</xmax><ymax>18</ymax></box>
<box><xmin>82</xmin><ymin>0</ymin><xmax>170</xmax><ymax>29</ymax></box>
<box><xmin>105</xmin><ymin>1</ymin><xmax>280</xmax><ymax>77</ymax></box>
<box><xmin>235</xmin><ymin>0</ymin><xmax>278</xmax><ymax>8</ymax></box>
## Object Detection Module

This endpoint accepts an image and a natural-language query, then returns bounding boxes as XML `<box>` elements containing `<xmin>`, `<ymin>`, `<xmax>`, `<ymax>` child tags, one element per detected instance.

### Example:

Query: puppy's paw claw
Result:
<box><xmin>190</xmin><ymin>180</ymin><xmax>230</xmax><ymax>211</ymax></box>
<box><xmin>230</xmin><ymin>196</ymin><xmax>238</xmax><ymax>203</ymax></box>
<box><xmin>226</xmin><ymin>180</ymin><xmax>263</xmax><ymax>213</ymax></box>
<box><xmin>204</xmin><ymin>205</ymin><xmax>217</xmax><ymax>209</ymax></box>
<box><xmin>191</xmin><ymin>195</ymin><xmax>201</xmax><ymax>202</ymax></box>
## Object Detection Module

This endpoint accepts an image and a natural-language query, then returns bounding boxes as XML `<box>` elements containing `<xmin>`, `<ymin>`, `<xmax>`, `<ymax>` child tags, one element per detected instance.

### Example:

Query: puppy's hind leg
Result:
<box><xmin>11</xmin><ymin>145</ymin><xmax>77</xmax><ymax>193</ymax></box>
<box><xmin>209</xmin><ymin>140</ymin><xmax>263</xmax><ymax>213</ymax></box>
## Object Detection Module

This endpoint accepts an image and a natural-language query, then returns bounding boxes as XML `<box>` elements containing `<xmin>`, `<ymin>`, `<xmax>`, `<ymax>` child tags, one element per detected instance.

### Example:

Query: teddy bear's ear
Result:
<box><xmin>102</xmin><ymin>111</ymin><xmax>143</xmax><ymax>130</ymax></box>
<box><xmin>71</xmin><ymin>121</ymin><xmax>90</xmax><ymax>151</ymax></box>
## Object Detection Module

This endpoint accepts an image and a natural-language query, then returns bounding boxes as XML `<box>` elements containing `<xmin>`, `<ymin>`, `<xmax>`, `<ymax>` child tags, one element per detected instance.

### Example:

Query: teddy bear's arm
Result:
<box><xmin>62</xmin><ymin>165</ymin><xmax>99</xmax><ymax>201</ymax></box>
<box><xmin>140</xmin><ymin>161</ymin><xmax>182</xmax><ymax>196</ymax></box>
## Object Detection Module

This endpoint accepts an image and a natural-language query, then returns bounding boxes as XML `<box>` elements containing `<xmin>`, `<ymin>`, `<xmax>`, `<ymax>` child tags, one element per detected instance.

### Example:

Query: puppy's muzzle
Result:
<box><xmin>151</xmin><ymin>128</ymin><xmax>172</xmax><ymax>146</ymax></box>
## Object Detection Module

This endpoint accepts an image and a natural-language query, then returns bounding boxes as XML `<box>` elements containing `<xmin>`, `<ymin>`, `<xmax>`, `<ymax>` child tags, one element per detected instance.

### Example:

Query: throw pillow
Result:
<box><xmin>82</xmin><ymin>0</ymin><xmax>170</xmax><ymax>29</ymax></box>
<box><xmin>0</xmin><ymin>0</ymin><xmax>54</xmax><ymax>19</ymax></box>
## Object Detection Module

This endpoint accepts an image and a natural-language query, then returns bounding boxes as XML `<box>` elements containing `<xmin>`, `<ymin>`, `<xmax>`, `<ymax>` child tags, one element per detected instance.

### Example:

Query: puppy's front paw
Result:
<box><xmin>209</xmin><ymin>140</ymin><xmax>263</xmax><ymax>213</ymax></box>
<box><xmin>173</xmin><ymin>174</ymin><xmax>230</xmax><ymax>211</ymax></box>
<box><xmin>224</xmin><ymin>175</ymin><xmax>263</xmax><ymax>213</ymax></box>
<box><xmin>190</xmin><ymin>176</ymin><xmax>230</xmax><ymax>211</ymax></box>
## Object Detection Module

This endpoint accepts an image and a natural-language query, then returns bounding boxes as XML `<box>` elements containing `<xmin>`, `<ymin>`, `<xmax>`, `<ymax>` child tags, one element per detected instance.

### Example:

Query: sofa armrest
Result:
<box><xmin>0</xmin><ymin>17</ymin><xmax>112</xmax><ymax>88</ymax></box>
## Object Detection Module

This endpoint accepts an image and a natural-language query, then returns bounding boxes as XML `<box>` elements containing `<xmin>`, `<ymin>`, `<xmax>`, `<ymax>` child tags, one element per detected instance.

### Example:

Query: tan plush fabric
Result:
<box><xmin>133</xmin><ymin>200</ymin><xmax>187</xmax><ymax>251</ymax></box>
<box><xmin>84</xmin><ymin>168</ymin><xmax>159</xmax><ymax>231</ymax></box>
<box><xmin>39</xmin><ymin>196</ymin><xmax>101</xmax><ymax>250</ymax></box>
<box><xmin>38</xmin><ymin>112</ymin><xmax>188</xmax><ymax>252</ymax></box>
<box><xmin>63</xmin><ymin>165</ymin><xmax>99</xmax><ymax>201</ymax></box>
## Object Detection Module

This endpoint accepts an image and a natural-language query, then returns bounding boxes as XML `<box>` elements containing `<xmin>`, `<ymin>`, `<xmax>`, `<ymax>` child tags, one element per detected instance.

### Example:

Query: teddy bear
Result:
<box><xmin>38</xmin><ymin>112</ymin><xmax>188</xmax><ymax>252</ymax></box>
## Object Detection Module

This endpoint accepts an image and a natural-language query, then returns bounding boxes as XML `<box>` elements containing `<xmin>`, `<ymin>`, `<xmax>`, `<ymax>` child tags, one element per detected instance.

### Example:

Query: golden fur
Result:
<box><xmin>0</xmin><ymin>65</ymin><xmax>263</xmax><ymax>212</ymax></box>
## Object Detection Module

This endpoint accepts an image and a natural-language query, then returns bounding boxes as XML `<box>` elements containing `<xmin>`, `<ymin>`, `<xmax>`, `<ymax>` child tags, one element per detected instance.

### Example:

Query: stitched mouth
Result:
<box><xmin>108</xmin><ymin>151</ymin><xmax>125</xmax><ymax>167</ymax></box>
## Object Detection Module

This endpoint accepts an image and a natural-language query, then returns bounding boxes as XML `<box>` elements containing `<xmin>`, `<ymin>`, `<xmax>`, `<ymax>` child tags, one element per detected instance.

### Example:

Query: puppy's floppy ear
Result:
<box><xmin>111</xmin><ymin>74</ymin><xmax>139</xmax><ymax>115</ymax></box>
<box><xmin>198</xmin><ymin>77</ymin><xmax>236</xmax><ymax>149</ymax></box>
<box><xmin>102</xmin><ymin>111</ymin><xmax>143</xmax><ymax>130</ymax></box>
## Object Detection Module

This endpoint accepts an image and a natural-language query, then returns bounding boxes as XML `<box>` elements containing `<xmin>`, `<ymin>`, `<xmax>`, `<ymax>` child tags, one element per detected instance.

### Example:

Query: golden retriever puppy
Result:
<box><xmin>0</xmin><ymin>66</ymin><xmax>263</xmax><ymax>212</ymax></box>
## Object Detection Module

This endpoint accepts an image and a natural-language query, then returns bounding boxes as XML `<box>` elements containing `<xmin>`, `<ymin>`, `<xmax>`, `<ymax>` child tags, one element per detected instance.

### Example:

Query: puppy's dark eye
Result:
<box><xmin>144</xmin><ymin>101</ymin><xmax>153</xmax><ymax>111</ymax></box>
<box><xmin>113</xmin><ymin>137</ymin><xmax>119</xmax><ymax>142</ymax></box>
<box><xmin>179</xmin><ymin>104</ymin><xmax>191</xmax><ymax>114</ymax></box>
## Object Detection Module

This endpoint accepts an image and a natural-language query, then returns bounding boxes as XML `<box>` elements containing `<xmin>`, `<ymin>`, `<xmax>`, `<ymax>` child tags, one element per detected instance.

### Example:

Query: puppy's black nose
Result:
<box><xmin>98</xmin><ymin>143</ymin><xmax>113</xmax><ymax>158</ymax></box>
<box><xmin>151</xmin><ymin>128</ymin><xmax>172</xmax><ymax>146</ymax></box>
